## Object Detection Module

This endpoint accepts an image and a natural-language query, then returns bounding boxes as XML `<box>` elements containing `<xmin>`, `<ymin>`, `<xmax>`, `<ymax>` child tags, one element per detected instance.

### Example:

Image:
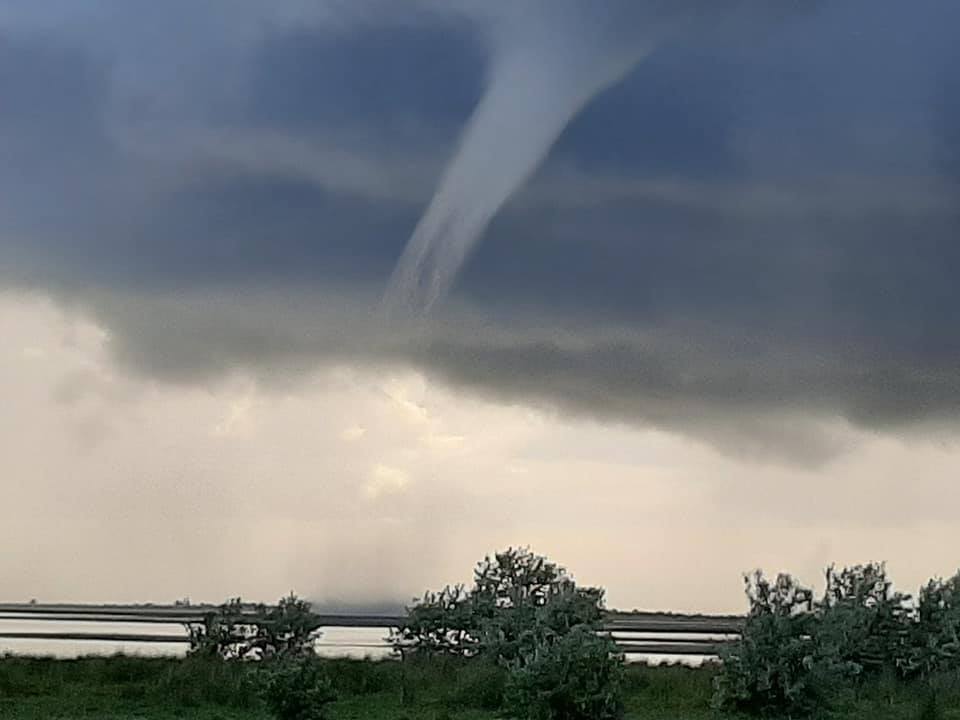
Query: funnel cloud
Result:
<box><xmin>382</xmin><ymin>1</ymin><xmax>813</xmax><ymax>314</ymax></box>
<box><xmin>384</xmin><ymin>4</ymin><xmax>651</xmax><ymax>314</ymax></box>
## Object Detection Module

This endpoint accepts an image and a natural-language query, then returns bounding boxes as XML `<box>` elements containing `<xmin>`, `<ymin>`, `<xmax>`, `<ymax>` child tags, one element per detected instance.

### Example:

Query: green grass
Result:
<box><xmin>1</xmin><ymin>654</ymin><xmax>958</xmax><ymax>719</ymax></box>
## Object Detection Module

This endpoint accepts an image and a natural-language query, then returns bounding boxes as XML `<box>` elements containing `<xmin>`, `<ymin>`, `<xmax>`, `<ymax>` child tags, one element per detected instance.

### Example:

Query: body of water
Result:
<box><xmin>0</xmin><ymin>619</ymin><xmax>711</xmax><ymax>665</ymax></box>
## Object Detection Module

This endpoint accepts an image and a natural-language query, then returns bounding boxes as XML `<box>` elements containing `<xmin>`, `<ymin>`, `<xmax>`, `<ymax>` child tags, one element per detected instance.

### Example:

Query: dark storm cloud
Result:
<box><xmin>246</xmin><ymin>21</ymin><xmax>485</xmax><ymax>134</ymax></box>
<box><xmin>1</xmin><ymin>1</ymin><xmax>958</xmax><ymax>461</ymax></box>
<box><xmin>0</xmin><ymin>34</ymin><xmax>115</xmax><ymax>242</ymax></box>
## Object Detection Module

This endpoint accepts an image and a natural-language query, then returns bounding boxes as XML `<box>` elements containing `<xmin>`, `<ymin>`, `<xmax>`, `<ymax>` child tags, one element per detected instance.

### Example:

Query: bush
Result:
<box><xmin>504</xmin><ymin>625</ymin><xmax>624</xmax><ymax>720</ymax></box>
<box><xmin>909</xmin><ymin>571</ymin><xmax>960</xmax><ymax>676</ymax></box>
<box><xmin>474</xmin><ymin>554</ymin><xmax>606</xmax><ymax>666</ymax></box>
<box><xmin>394</xmin><ymin>584</ymin><xmax>478</xmax><ymax>657</ymax></box>
<box><xmin>261</xmin><ymin>657</ymin><xmax>336</xmax><ymax>720</ymax></box>
<box><xmin>712</xmin><ymin>571</ymin><xmax>855</xmax><ymax>717</ymax></box>
<box><xmin>188</xmin><ymin>593</ymin><xmax>322</xmax><ymax>661</ymax></box>
<box><xmin>396</xmin><ymin>547</ymin><xmax>623</xmax><ymax>719</ymax></box>
<box><xmin>818</xmin><ymin>563</ymin><xmax>913</xmax><ymax>678</ymax></box>
<box><xmin>452</xmin><ymin>656</ymin><xmax>507</xmax><ymax>710</ymax></box>
<box><xmin>395</xmin><ymin>547</ymin><xmax>605</xmax><ymax>662</ymax></box>
<box><xmin>714</xmin><ymin>564</ymin><xmax>959</xmax><ymax>716</ymax></box>
<box><xmin>266</xmin><ymin>593</ymin><xmax>325</xmax><ymax>658</ymax></box>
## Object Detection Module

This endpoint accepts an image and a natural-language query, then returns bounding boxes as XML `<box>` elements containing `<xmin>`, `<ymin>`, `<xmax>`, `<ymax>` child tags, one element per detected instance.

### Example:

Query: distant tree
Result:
<box><xmin>713</xmin><ymin>571</ymin><xmax>855</xmax><ymax>716</ymax></box>
<box><xmin>394</xmin><ymin>547</ymin><xmax>604</xmax><ymax>659</ymax></box>
<box><xmin>187</xmin><ymin>593</ymin><xmax>321</xmax><ymax>661</ymax></box>
<box><xmin>392</xmin><ymin>584</ymin><xmax>476</xmax><ymax>657</ymax></box>
<box><xmin>395</xmin><ymin>547</ymin><xmax>623</xmax><ymax>720</ymax></box>
<box><xmin>910</xmin><ymin>570</ymin><xmax>960</xmax><ymax>676</ymax></box>
<box><xmin>818</xmin><ymin>563</ymin><xmax>913</xmax><ymax>677</ymax></box>
<box><xmin>715</xmin><ymin>563</ymin><xmax>960</xmax><ymax>716</ymax></box>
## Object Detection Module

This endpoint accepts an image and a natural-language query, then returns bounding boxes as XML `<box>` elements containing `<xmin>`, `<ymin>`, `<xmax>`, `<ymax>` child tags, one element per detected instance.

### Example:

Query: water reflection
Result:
<box><xmin>0</xmin><ymin>619</ymin><xmax>712</xmax><ymax>665</ymax></box>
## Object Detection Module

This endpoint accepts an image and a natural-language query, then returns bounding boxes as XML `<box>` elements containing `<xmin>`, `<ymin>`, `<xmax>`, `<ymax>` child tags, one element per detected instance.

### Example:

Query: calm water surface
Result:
<box><xmin>0</xmin><ymin>619</ymin><xmax>708</xmax><ymax>665</ymax></box>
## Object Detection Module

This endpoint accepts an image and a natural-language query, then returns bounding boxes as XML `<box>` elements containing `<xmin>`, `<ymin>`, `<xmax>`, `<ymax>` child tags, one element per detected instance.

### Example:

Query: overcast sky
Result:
<box><xmin>2</xmin><ymin>1</ymin><xmax>959</xmax><ymax>614</ymax></box>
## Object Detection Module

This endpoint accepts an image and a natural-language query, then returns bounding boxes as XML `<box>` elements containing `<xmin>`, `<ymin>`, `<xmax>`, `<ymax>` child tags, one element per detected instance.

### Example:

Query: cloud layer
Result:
<box><xmin>1</xmin><ymin>0</ymin><xmax>958</xmax><ymax>463</ymax></box>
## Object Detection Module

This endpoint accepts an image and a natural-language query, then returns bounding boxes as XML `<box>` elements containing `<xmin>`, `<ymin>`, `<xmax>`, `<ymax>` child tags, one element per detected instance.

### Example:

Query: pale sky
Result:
<box><xmin>4</xmin><ymin>292</ymin><xmax>959</xmax><ymax>614</ymax></box>
<box><xmin>2</xmin><ymin>0</ymin><xmax>959</xmax><ymax>615</ymax></box>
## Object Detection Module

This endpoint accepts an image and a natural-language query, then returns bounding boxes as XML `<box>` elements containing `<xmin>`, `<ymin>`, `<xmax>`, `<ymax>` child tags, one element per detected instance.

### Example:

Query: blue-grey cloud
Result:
<box><xmin>1</xmin><ymin>0</ymin><xmax>958</xmax><ymax>462</ymax></box>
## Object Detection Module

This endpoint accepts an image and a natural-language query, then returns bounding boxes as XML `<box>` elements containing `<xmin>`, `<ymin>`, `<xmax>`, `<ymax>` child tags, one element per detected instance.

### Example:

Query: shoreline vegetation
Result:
<box><xmin>4</xmin><ymin>549</ymin><xmax>960</xmax><ymax>719</ymax></box>
<box><xmin>1</xmin><ymin>653</ymin><xmax>958</xmax><ymax>720</ymax></box>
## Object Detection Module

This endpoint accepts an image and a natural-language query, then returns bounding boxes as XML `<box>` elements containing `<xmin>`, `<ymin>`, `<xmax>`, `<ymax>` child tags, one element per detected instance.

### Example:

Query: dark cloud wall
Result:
<box><xmin>0</xmin><ymin>35</ymin><xmax>114</xmax><ymax>239</ymax></box>
<box><xmin>247</xmin><ymin>22</ymin><xmax>485</xmax><ymax>134</ymax></box>
<box><xmin>1</xmin><ymin>1</ymin><xmax>958</xmax><ymax>462</ymax></box>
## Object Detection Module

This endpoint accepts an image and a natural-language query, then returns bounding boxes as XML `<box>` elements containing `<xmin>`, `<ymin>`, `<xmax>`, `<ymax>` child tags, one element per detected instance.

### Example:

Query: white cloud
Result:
<box><xmin>380</xmin><ymin>376</ymin><xmax>431</xmax><ymax>425</ymax></box>
<box><xmin>363</xmin><ymin>464</ymin><xmax>412</xmax><ymax>500</ymax></box>
<box><xmin>211</xmin><ymin>396</ymin><xmax>257</xmax><ymax>438</ymax></box>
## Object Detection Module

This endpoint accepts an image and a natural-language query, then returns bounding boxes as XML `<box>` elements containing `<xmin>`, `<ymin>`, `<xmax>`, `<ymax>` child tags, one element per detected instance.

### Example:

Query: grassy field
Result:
<box><xmin>0</xmin><ymin>654</ymin><xmax>958</xmax><ymax>720</ymax></box>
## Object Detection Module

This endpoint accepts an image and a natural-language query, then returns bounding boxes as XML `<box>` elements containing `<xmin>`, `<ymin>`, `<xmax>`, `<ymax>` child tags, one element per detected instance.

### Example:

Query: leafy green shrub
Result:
<box><xmin>396</xmin><ymin>547</ymin><xmax>623</xmax><ymax>719</ymax></box>
<box><xmin>266</xmin><ymin>593</ymin><xmax>325</xmax><ymax>658</ymax></box>
<box><xmin>394</xmin><ymin>584</ymin><xmax>478</xmax><ymax>657</ymax></box>
<box><xmin>713</xmin><ymin>571</ymin><xmax>855</xmax><ymax>716</ymax></box>
<box><xmin>818</xmin><ymin>563</ymin><xmax>913</xmax><ymax>678</ymax></box>
<box><xmin>261</xmin><ymin>657</ymin><xmax>335</xmax><ymax>720</ymax></box>
<box><xmin>909</xmin><ymin>571</ymin><xmax>960</xmax><ymax>676</ymax></box>
<box><xmin>714</xmin><ymin>564</ymin><xmax>954</xmax><ymax>716</ymax></box>
<box><xmin>474</xmin><ymin>554</ymin><xmax>606</xmax><ymax>667</ymax></box>
<box><xmin>452</xmin><ymin>656</ymin><xmax>507</xmax><ymax>710</ymax></box>
<box><xmin>186</xmin><ymin>596</ymin><xmax>261</xmax><ymax>660</ymax></box>
<box><xmin>188</xmin><ymin>592</ymin><xmax>322</xmax><ymax>660</ymax></box>
<box><xmin>395</xmin><ymin>547</ymin><xmax>605</xmax><ymax>662</ymax></box>
<box><xmin>504</xmin><ymin>625</ymin><xmax>624</xmax><ymax>720</ymax></box>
